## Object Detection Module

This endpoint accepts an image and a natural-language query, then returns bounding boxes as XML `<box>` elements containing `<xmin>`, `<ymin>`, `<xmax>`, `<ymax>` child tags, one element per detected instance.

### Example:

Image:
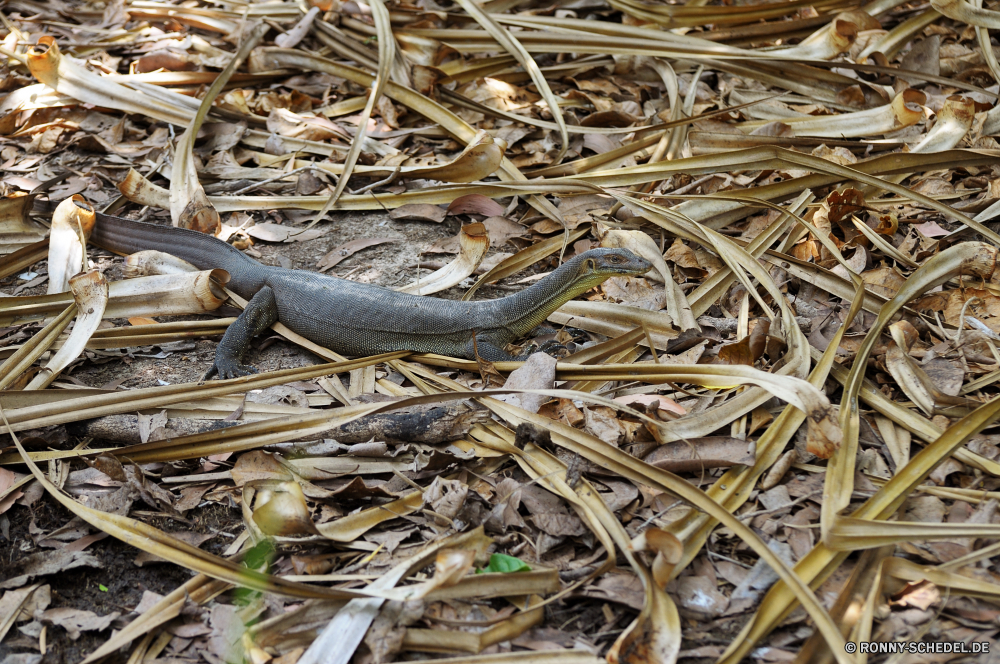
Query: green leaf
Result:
<box><xmin>476</xmin><ymin>553</ymin><xmax>531</xmax><ymax>574</ymax></box>
<box><xmin>98</xmin><ymin>584</ymin><xmax>108</xmax><ymax>592</ymax></box>
<box><xmin>234</xmin><ymin>539</ymin><xmax>276</xmax><ymax>607</ymax></box>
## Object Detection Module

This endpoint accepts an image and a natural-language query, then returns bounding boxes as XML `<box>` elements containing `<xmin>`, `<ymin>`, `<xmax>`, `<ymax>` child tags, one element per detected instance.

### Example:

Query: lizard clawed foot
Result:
<box><xmin>204</xmin><ymin>360</ymin><xmax>259</xmax><ymax>380</ymax></box>
<box><xmin>533</xmin><ymin>339</ymin><xmax>570</xmax><ymax>358</ymax></box>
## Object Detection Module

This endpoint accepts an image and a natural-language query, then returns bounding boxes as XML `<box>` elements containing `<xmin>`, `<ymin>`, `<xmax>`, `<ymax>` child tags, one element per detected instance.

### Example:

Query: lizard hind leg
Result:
<box><xmin>463</xmin><ymin>335</ymin><xmax>569</xmax><ymax>362</ymax></box>
<box><xmin>464</xmin><ymin>336</ymin><xmax>520</xmax><ymax>362</ymax></box>
<box><xmin>205</xmin><ymin>285</ymin><xmax>279</xmax><ymax>380</ymax></box>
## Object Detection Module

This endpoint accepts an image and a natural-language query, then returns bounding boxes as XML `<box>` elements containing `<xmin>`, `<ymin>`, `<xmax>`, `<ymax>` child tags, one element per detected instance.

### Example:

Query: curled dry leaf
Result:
<box><xmin>0</xmin><ymin>194</ymin><xmax>46</xmax><ymax>253</ymax></box>
<box><xmin>776</xmin><ymin>11</ymin><xmax>876</xmax><ymax>60</ymax></box>
<box><xmin>26</xmin><ymin>270</ymin><xmax>107</xmax><ymax>390</ymax></box>
<box><xmin>252</xmin><ymin>481</ymin><xmax>319</xmax><ymax>537</ymax></box>
<box><xmin>932</xmin><ymin>0</ymin><xmax>1000</xmax><ymax>28</ymax></box>
<box><xmin>102</xmin><ymin>271</ymin><xmax>230</xmax><ymax>320</ymax></box>
<box><xmin>124</xmin><ymin>250</ymin><xmax>199</xmax><ymax>277</ymax></box>
<box><xmin>632</xmin><ymin>528</ymin><xmax>683</xmax><ymax>590</ymax></box>
<box><xmin>0</xmin><ymin>270</ymin><xmax>230</xmax><ymax>327</ymax></box>
<box><xmin>395</xmin><ymin>223</ymin><xmax>489</xmax><ymax>295</ymax></box>
<box><xmin>46</xmin><ymin>195</ymin><xmax>95</xmax><ymax>295</ymax></box>
<box><xmin>739</xmin><ymin>89</ymin><xmax>926</xmax><ymax>138</ymax></box>
<box><xmin>419</xmin><ymin>133</ymin><xmax>507</xmax><ymax>183</ymax></box>
<box><xmin>606</xmin><ymin>572</ymin><xmax>681</xmax><ymax>664</ymax></box>
<box><xmin>26</xmin><ymin>37</ymin><xmax>193</xmax><ymax>126</ymax></box>
<box><xmin>170</xmin><ymin>23</ymin><xmax>266</xmax><ymax>233</ymax></box>
<box><xmin>912</xmin><ymin>95</ymin><xmax>975</xmax><ymax>153</ymax></box>
<box><xmin>826</xmin><ymin>188</ymin><xmax>866</xmax><ymax>224</ymax></box>
<box><xmin>431</xmin><ymin>549</ymin><xmax>476</xmax><ymax>589</ymax></box>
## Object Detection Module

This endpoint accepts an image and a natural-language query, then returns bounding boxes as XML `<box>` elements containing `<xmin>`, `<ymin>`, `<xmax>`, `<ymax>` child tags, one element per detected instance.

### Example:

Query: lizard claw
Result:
<box><xmin>204</xmin><ymin>360</ymin><xmax>259</xmax><ymax>380</ymax></box>
<box><xmin>562</xmin><ymin>327</ymin><xmax>591</xmax><ymax>345</ymax></box>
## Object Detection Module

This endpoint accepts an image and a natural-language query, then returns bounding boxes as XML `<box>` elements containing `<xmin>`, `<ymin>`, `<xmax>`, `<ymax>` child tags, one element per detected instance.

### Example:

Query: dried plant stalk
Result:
<box><xmin>25</xmin><ymin>270</ymin><xmax>107</xmax><ymax>390</ymax></box>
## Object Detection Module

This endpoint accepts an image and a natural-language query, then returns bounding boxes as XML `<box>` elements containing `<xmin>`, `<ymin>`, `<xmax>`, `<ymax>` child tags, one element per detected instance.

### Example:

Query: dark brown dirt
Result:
<box><xmin>0</xmin><ymin>497</ymin><xmax>226</xmax><ymax>664</ymax></box>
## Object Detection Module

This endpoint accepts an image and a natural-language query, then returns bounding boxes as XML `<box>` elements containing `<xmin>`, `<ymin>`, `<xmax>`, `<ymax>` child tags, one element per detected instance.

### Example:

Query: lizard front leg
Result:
<box><xmin>205</xmin><ymin>286</ymin><xmax>278</xmax><ymax>380</ymax></box>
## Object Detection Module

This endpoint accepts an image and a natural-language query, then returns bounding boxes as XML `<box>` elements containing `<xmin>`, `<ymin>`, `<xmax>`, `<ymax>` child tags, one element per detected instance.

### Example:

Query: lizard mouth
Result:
<box><xmin>581</xmin><ymin>249</ymin><xmax>653</xmax><ymax>278</ymax></box>
<box><xmin>607</xmin><ymin>257</ymin><xmax>653</xmax><ymax>276</ymax></box>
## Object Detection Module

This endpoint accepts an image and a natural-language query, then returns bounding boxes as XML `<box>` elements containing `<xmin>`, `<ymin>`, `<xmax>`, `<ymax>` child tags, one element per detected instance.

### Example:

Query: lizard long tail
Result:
<box><xmin>91</xmin><ymin>212</ymin><xmax>260</xmax><ymax>286</ymax></box>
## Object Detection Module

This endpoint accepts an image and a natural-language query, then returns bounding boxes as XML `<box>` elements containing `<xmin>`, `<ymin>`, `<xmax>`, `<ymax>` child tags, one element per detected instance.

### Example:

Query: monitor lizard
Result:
<box><xmin>90</xmin><ymin>212</ymin><xmax>653</xmax><ymax>378</ymax></box>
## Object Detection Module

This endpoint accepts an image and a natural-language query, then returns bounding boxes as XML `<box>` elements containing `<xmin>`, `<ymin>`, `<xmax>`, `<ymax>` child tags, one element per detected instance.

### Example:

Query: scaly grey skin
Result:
<box><xmin>91</xmin><ymin>213</ymin><xmax>653</xmax><ymax>378</ymax></box>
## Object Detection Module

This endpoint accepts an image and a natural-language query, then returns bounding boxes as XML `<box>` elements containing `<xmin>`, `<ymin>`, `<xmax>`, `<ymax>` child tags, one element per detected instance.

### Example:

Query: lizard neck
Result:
<box><xmin>489</xmin><ymin>255</ymin><xmax>596</xmax><ymax>341</ymax></box>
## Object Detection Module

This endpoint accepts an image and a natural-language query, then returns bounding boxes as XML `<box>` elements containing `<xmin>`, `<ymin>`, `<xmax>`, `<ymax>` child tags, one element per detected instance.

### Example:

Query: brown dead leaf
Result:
<box><xmin>664</xmin><ymin>239</ymin><xmax>701</xmax><ymax>269</ymax></box>
<box><xmin>231</xmin><ymin>451</ymin><xmax>293</xmax><ymax>486</ymax></box>
<box><xmin>37</xmin><ymin>608</ymin><xmax>120</xmax><ymax>640</ymax></box>
<box><xmin>389</xmin><ymin>204</ymin><xmax>447</xmax><ymax>223</ymax></box>
<box><xmin>862</xmin><ymin>265</ymin><xmax>907</xmax><ymax>298</ymax></box>
<box><xmin>602</xmin><ymin>276</ymin><xmax>667</xmax><ymax>311</ymax></box>
<box><xmin>583</xmin><ymin>406</ymin><xmax>625</xmax><ymax>446</ymax></box>
<box><xmin>137</xmin><ymin>410</ymin><xmax>168</xmax><ymax>444</ymax></box>
<box><xmin>827</xmin><ymin>188</ymin><xmax>866</xmax><ymax>223</ymax></box>
<box><xmin>644</xmin><ymin>437</ymin><xmax>755</xmax><ymax>472</ymax></box>
<box><xmin>317</xmin><ymin>238</ymin><xmax>400</xmax><ymax>272</ymax></box>
<box><xmin>614</xmin><ymin>394</ymin><xmax>686</xmax><ymax>416</ymax></box>
<box><xmin>922</xmin><ymin>357</ymin><xmax>965</xmax><ymax>396</ymax></box>
<box><xmin>481</xmin><ymin>216</ymin><xmax>527</xmax><ymax>248</ymax></box>
<box><xmin>522</xmin><ymin>484</ymin><xmax>587</xmax><ymax>537</ymax></box>
<box><xmin>718</xmin><ymin>336</ymin><xmax>755</xmax><ymax>366</ymax></box>
<box><xmin>446</xmin><ymin>194</ymin><xmax>505</xmax><ymax>217</ymax></box>
<box><xmin>423</xmin><ymin>477</ymin><xmax>468</xmax><ymax>526</ymax></box>
<box><xmin>2</xmin><ymin>550</ymin><xmax>102</xmax><ymax>589</ymax></box>
<box><xmin>496</xmin><ymin>351</ymin><xmax>556</xmax><ymax>413</ymax></box>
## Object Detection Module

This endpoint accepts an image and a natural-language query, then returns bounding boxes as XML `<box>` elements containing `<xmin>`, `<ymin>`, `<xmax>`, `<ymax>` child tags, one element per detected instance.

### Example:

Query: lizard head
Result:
<box><xmin>574</xmin><ymin>248</ymin><xmax>652</xmax><ymax>287</ymax></box>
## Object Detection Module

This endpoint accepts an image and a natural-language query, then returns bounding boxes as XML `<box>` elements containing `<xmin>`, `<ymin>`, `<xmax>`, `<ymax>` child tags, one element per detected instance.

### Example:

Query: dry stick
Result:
<box><xmin>737</xmin><ymin>490</ymin><xmax>822</xmax><ymax>522</ymax></box>
<box><xmin>230</xmin><ymin>166</ymin><xmax>322</xmax><ymax>195</ymax></box>
<box><xmin>349</xmin><ymin>166</ymin><xmax>400</xmax><ymax>195</ymax></box>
